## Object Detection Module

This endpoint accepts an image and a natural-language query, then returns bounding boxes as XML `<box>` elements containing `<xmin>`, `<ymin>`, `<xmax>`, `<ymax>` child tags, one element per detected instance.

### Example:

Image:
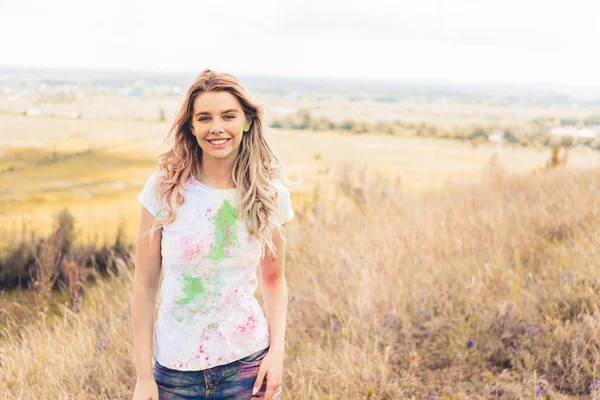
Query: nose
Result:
<box><xmin>210</xmin><ymin>123</ymin><xmax>225</xmax><ymax>134</ymax></box>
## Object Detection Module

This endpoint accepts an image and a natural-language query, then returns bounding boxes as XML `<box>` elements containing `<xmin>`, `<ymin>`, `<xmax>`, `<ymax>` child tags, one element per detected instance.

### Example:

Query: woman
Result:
<box><xmin>132</xmin><ymin>69</ymin><xmax>294</xmax><ymax>400</ymax></box>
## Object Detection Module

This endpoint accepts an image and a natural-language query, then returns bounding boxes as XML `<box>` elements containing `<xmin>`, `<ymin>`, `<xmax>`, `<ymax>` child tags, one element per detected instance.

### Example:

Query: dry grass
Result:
<box><xmin>1</xmin><ymin>160</ymin><xmax>600</xmax><ymax>399</ymax></box>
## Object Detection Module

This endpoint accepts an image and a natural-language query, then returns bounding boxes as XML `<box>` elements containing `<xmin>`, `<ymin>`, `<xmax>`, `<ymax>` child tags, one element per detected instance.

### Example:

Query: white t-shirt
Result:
<box><xmin>137</xmin><ymin>171</ymin><xmax>294</xmax><ymax>371</ymax></box>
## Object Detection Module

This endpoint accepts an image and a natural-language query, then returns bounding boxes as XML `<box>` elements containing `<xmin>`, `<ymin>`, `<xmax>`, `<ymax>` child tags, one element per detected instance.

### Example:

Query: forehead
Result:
<box><xmin>193</xmin><ymin>91</ymin><xmax>243</xmax><ymax>113</ymax></box>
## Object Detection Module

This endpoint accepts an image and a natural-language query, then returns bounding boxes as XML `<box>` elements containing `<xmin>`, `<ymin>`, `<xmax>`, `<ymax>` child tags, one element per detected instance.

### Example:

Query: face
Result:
<box><xmin>189</xmin><ymin>91</ymin><xmax>250</xmax><ymax>164</ymax></box>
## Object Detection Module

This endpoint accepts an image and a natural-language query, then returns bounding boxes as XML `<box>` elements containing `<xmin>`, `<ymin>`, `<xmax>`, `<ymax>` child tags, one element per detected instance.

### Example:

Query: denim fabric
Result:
<box><xmin>152</xmin><ymin>346</ymin><xmax>282</xmax><ymax>399</ymax></box>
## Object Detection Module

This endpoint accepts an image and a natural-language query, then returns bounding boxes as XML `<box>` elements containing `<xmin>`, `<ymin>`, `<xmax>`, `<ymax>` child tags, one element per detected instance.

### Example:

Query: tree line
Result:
<box><xmin>270</xmin><ymin>108</ymin><xmax>600</xmax><ymax>150</ymax></box>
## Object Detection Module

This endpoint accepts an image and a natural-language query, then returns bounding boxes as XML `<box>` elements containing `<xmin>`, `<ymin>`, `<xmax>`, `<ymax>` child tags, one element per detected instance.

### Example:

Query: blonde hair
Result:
<box><xmin>146</xmin><ymin>68</ymin><xmax>293</xmax><ymax>259</ymax></box>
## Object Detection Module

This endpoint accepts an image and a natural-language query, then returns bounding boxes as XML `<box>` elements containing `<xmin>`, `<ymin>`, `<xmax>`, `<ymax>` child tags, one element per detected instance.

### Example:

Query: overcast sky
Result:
<box><xmin>1</xmin><ymin>0</ymin><xmax>599</xmax><ymax>86</ymax></box>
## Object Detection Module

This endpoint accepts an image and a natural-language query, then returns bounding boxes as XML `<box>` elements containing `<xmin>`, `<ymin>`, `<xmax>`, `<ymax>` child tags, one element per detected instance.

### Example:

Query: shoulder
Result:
<box><xmin>271</xmin><ymin>177</ymin><xmax>285</xmax><ymax>190</ymax></box>
<box><xmin>150</xmin><ymin>169</ymin><xmax>165</xmax><ymax>181</ymax></box>
<box><xmin>143</xmin><ymin>169</ymin><xmax>166</xmax><ymax>187</ymax></box>
<box><xmin>270</xmin><ymin>178</ymin><xmax>294</xmax><ymax>224</ymax></box>
<box><xmin>270</xmin><ymin>178</ymin><xmax>292</xmax><ymax>199</ymax></box>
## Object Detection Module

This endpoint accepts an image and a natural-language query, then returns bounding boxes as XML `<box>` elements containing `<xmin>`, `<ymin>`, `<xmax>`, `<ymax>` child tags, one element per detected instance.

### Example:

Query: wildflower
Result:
<box><xmin>385</xmin><ymin>311</ymin><xmax>396</xmax><ymax>326</ymax></box>
<box><xmin>536</xmin><ymin>381</ymin><xmax>542</xmax><ymax>396</ymax></box>
<box><xmin>590</xmin><ymin>379</ymin><xmax>600</xmax><ymax>393</ymax></box>
<box><xmin>333</xmin><ymin>318</ymin><xmax>341</xmax><ymax>330</ymax></box>
<box><xmin>290</xmin><ymin>296</ymin><xmax>295</xmax><ymax>302</ymax></box>
<box><xmin>95</xmin><ymin>341</ymin><xmax>109</xmax><ymax>351</ymax></box>
<box><xmin>423</xmin><ymin>332</ymin><xmax>429</xmax><ymax>338</ymax></box>
<box><xmin>467</xmin><ymin>338</ymin><xmax>473</xmax><ymax>349</ymax></box>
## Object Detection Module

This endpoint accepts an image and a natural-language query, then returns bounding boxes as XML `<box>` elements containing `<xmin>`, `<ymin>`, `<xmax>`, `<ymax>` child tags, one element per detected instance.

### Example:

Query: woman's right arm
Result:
<box><xmin>132</xmin><ymin>205</ymin><xmax>162</xmax><ymax>383</ymax></box>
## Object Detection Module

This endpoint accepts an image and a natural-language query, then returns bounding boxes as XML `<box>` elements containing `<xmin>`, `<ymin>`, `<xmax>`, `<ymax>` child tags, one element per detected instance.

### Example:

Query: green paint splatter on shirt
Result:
<box><xmin>175</xmin><ymin>273</ymin><xmax>206</xmax><ymax>305</ymax></box>
<box><xmin>205</xmin><ymin>199</ymin><xmax>240</xmax><ymax>261</ymax></box>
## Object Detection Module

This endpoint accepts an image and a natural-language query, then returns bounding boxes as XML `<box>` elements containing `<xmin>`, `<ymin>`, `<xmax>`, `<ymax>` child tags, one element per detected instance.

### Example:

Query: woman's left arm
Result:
<box><xmin>253</xmin><ymin>224</ymin><xmax>289</xmax><ymax>399</ymax></box>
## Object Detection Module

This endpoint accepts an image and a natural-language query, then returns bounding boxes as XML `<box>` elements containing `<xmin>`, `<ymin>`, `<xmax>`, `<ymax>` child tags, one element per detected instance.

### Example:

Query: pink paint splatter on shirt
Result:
<box><xmin>175</xmin><ymin>361</ymin><xmax>188</xmax><ymax>369</ymax></box>
<box><xmin>188</xmin><ymin>176</ymin><xmax>199</xmax><ymax>187</ymax></box>
<box><xmin>179</xmin><ymin>239</ymin><xmax>207</xmax><ymax>262</ymax></box>
<box><xmin>233</xmin><ymin>315</ymin><xmax>258</xmax><ymax>336</ymax></box>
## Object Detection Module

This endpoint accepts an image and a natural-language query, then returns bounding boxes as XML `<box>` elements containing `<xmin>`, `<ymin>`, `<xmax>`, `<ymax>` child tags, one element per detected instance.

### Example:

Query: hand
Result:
<box><xmin>132</xmin><ymin>376</ymin><xmax>159</xmax><ymax>400</ymax></box>
<box><xmin>252</xmin><ymin>348</ymin><xmax>284</xmax><ymax>399</ymax></box>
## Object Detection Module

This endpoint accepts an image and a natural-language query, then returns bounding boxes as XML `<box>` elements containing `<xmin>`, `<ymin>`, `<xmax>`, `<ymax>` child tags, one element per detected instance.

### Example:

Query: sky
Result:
<box><xmin>1</xmin><ymin>0</ymin><xmax>599</xmax><ymax>86</ymax></box>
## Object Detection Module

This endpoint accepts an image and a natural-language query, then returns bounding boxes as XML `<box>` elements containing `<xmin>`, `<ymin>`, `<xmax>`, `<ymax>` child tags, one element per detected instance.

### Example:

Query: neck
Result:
<box><xmin>194</xmin><ymin>157</ymin><xmax>236</xmax><ymax>190</ymax></box>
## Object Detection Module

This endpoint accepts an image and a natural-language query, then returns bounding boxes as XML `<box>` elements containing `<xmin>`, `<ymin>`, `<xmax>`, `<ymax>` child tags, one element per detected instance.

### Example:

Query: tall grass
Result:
<box><xmin>1</xmin><ymin>161</ymin><xmax>599</xmax><ymax>399</ymax></box>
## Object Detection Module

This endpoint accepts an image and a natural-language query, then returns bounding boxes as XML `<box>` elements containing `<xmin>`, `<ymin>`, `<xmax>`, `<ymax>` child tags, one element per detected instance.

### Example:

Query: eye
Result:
<box><xmin>224</xmin><ymin>115</ymin><xmax>235</xmax><ymax>120</ymax></box>
<box><xmin>198</xmin><ymin>117</ymin><xmax>209</xmax><ymax>122</ymax></box>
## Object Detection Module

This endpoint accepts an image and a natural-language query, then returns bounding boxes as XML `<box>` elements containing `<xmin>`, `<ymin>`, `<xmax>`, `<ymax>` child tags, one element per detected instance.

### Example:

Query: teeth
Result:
<box><xmin>209</xmin><ymin>139</ymin><xmax>228</xmax><ymax>145</ymax></box>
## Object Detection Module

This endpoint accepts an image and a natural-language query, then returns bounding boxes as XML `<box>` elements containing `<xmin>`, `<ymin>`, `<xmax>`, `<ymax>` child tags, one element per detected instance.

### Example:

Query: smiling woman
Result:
<box><xmin>188</xmin><ymin>92</ymin><xmax>250</xmax><ymax>174</ymax></box>
<box><xmin>132</xmin><ymin>69</ymin><xmax>293</xmax><ymax>400</ymax></box>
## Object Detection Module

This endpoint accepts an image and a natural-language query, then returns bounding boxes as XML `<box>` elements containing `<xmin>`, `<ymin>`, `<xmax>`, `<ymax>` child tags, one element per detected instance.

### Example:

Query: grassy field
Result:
<box><xmin>1</xmin><ymin>162</ymin><xmax>599</xmax><ymax>398</ymax></box>
<box><xmin>1</xmin><ymin>112</ymin><xmax>599</xmax><ymax>251</ymax></box>
<box><xmin>1</xmin><ymin>101</ymin><xmax>600</xmax><ymax>398</ymax></box>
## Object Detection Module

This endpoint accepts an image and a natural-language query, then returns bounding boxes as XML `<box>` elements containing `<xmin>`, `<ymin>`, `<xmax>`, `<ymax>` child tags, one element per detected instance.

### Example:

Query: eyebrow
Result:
<box><xmin>195</xmin><ymin>109</ymin><xmax>239</xmax><ymax>117</ymax></box>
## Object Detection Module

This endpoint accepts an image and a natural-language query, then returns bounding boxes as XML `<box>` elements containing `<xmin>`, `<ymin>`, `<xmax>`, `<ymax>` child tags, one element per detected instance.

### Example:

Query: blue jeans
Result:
<box><xmin>152</xmin><ymin>346</ymin><xmax>282</xmax><ymax>399</ymax></box>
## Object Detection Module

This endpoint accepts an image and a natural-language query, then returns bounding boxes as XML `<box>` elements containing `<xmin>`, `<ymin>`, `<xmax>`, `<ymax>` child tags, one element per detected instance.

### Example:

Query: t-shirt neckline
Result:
<box><xmin>190</xmin><ymin>174</ymin><xmax>237</xmax><ymax>194</ymax></box>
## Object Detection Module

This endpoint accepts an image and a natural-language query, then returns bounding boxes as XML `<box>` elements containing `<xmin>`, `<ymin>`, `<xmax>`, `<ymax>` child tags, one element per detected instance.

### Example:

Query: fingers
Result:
<box><xmin>252</xmin><ymin>364</ymin><xmax>266</xmax><ymax>397</ymax></box>
<box><xmin>263</xmin><ymin>382</ymin><xmax>282</xmax><ymax>400</ymax></box>
<box><xmin>256</xmin><ymin>385</ymin><xmax>282</xmax><ymax>400</ymax></box>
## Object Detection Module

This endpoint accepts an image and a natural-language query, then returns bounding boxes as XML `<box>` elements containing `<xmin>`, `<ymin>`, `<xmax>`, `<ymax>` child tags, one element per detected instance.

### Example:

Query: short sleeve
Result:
<box><xmin>273</xmin><ymin>179</ymin><xmax>295</xmax><ymax>225</ymax></box>
<box><xmin>137</xmin><ymin>171</ymin><xmax>163</xmax><ymax>217</ymax></box>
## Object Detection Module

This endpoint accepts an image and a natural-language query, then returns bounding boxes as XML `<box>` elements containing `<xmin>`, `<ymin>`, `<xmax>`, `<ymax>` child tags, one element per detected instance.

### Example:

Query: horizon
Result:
<box><xmin>3</xmin><ymin>64</ymin><xmax>600</xmax><ymax>93</ymax></box>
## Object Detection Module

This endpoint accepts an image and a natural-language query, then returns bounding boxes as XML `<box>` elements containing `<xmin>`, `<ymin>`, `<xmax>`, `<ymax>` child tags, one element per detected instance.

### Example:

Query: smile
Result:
<box><xmin>208</xmin><ymin>139</ymin><xmax>230</xmax><ymax>144</ymax></box>
<box><xmin>206</xmin><ymin>138</ymin><xmax>231</xmax><ymax>148</ymax></box>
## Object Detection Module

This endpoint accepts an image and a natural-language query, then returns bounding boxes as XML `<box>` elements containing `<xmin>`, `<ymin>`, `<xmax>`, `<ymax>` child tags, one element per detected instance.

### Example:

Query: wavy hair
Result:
<box><xmin>145</xmin><ymin>69</ymin><xmax>294</xmax><ymax>259</ymax></box>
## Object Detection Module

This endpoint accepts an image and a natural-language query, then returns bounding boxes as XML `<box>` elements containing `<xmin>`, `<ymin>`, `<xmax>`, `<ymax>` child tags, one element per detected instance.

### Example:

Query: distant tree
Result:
<box><xmin>352</xmin><ymin>121</ymin><xmax>369</xmax><ymax>134</ymax></box>
<box><xmin>311</xmin><ymin>117</ymin><xmax>333</xmax><ymax>131</ymax></box>
<box><xmin>374</xmin><ymin>121</ymin><xmax>394</xmax><ymax>135</ymax></box>
<box><xmin>470</xmin><ymin>126</ymin><xmax>489</xmax><ymax>140</ymax></box>
<box><xmin>294</xmin><ymin>108</ymin><xmax>311</xmax><ymax>130</ymax></box>
<box><xmin>560</xmin><ymin>118</ymin><xmax>578</xmax><ymax>126</ymax></box>
<box><xmin>339</xmin><ymin>120</ymin><xmax>354</xmax><ymax>131</ymax></box>
<box><xmin>583</xmin><ymin>115</ymin><xmax>600</xmax><ymax>126</ymax></box>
